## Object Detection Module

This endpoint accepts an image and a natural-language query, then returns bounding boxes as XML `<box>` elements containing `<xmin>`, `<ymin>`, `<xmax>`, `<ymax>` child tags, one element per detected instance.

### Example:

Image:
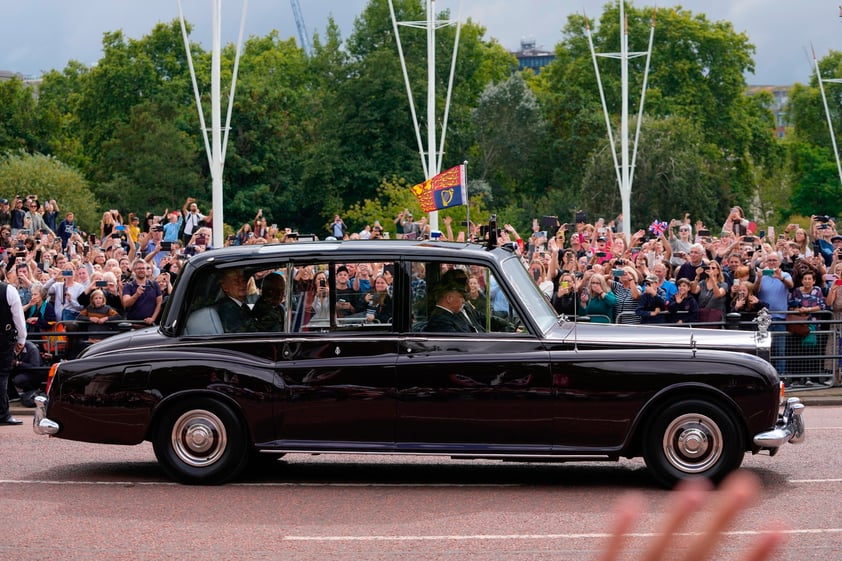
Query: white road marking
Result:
<box><xmin>283</xmin><ymin>528</ymin><xmax>842</xmax><ymax>541</ymax></box>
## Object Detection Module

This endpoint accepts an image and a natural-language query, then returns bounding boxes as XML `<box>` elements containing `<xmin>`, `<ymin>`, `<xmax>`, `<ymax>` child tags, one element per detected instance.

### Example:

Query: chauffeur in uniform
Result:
<box><xmin>424</xmin><ymin>270</ymin><xmax>484</xmax><ymax>333</ymax></box>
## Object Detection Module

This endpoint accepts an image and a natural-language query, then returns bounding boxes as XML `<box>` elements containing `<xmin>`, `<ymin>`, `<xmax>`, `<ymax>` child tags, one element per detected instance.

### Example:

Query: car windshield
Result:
<box><xmin>501</xmin><ymin>255</ymin><xmax>557</xmax><ymax>334</ymax></box>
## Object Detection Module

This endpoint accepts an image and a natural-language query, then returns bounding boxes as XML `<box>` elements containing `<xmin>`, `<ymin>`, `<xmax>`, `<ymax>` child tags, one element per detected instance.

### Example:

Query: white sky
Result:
<box><xmin>1</xmin><ymin>1</ymin><xmax>839</xmax><ymax>85</ymax></box>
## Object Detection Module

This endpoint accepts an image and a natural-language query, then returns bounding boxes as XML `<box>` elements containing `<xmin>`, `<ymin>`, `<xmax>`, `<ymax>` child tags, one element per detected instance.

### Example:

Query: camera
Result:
<box><xmin>817</xmin><ymin>215</ymin><xmax>830</xmax><ymax>223</ymax></box>
<box><xmin>319</xmin><ymin>278</ymin><xmax>326</xmax><ymax>288</ymax></box>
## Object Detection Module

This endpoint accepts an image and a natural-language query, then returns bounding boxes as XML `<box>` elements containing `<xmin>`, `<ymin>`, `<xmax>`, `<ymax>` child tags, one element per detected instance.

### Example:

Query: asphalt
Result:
<box><xmin>8</xmin><ymin>385</ymin><xmax>842</xmax><ymax>420</ymax></box>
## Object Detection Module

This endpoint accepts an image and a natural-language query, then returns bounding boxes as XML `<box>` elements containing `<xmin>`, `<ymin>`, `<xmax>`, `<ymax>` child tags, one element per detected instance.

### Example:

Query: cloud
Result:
<box><xmin>1</xmin><ymin>0</ymin><xmax>839</xmax><ymax>85</ymax></box>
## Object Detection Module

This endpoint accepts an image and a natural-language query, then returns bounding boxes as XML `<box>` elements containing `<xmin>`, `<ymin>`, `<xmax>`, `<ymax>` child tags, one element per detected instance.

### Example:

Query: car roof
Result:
<box><xmin>185</xmin><ymin>239</ymin><xmax>516</xmax><ymax>268</ymax></box>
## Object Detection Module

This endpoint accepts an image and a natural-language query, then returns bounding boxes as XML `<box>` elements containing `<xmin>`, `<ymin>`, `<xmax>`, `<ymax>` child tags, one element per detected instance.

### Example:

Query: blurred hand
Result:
<box><xmin>596</xmin><ymin>471</ymin><xmax>784</xmax><ymax>561</ymax></box>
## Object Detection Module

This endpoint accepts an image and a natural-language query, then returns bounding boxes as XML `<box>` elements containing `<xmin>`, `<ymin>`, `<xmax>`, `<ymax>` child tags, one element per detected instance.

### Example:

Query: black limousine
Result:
<box><xmin>34</xmin><ymin>239</ymin><xmax>804</xmax><ymax>486</ymax></box>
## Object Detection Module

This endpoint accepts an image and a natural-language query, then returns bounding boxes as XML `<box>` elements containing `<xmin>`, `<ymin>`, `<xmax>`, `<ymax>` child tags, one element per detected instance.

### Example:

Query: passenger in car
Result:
<box><xmin>216</xmin><ymin>269</ymin><xmax>254</xmax><ymax>332</ymax></box>
<box><xmin>251</xmin><ymin>272</ymin><xmax>286</xmax><ymax>332</ymax></box>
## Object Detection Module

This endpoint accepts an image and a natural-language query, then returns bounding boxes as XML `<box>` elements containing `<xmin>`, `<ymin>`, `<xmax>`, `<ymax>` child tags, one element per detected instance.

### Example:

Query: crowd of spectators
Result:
<box><xmin>4</xmin><ymin>189</ymin><xmax>841</xmax><ymax>387</ymax></box>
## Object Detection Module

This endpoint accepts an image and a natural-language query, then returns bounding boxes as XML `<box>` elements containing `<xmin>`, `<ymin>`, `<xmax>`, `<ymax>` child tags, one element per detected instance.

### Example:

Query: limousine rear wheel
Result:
<box><xmin>643</xmin><ymin>399</ymin><xmax>744</xmax><ymax>488</ymax></box>
<box><xmin>153</xmin><ymin>398</ymin><xmax>249</xmax><ymax>485</ymax></box>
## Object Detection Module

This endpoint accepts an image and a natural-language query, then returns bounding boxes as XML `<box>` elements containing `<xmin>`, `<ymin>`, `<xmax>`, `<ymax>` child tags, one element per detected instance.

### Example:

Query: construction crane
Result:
<box><xmin>289</xmin><ymin>0</ymin><xmax>312</xmax><ymax>57</ymax></box>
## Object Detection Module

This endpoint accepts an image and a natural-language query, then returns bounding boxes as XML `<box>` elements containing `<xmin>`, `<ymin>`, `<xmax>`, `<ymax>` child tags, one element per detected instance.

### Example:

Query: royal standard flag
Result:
<box><xmin>410</xmin><ymin>165</ymin><xmax>467</xmax><ymax>213</ymax></box>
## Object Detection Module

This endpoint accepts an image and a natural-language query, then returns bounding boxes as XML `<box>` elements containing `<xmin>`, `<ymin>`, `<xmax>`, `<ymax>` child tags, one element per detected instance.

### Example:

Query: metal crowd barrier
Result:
<box><xmin>582</xmin><ymin>310</ymin><xmax>840</xmax><ymax>389</ymax></box>
<box><xmin>30</xmin><ymin>320</ymin><xmax>150</xmax><ymax>361</ymax></box>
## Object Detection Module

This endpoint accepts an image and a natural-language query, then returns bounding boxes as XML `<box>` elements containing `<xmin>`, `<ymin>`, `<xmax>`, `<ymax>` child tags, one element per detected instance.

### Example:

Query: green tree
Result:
<box><xmin>98</xmin><ymin>101</ymin><xmax>205</xmax><ymax>215</ymax></box>
<box><xmin>539</xmin><ymin>4</ymin><xmax>776</xmax><ymax>219</ymax></box>
<box><xmin>471</xmin><ymin>73</ymin><xmax>550</xmax><ymax>206</ymax></box>
<box><xmin>578</xmin><ymin>115</ymin><xmax>725</xmax><ymax>229</ymax></box>
<box><xmin>74</xmin><ymin>22</ymin><xmax>201</xmax><ymax>184</ymax></box>
<box><xmin>0</xmin><ymin>77</ymin><xmax>52</xmax><ymax>154</ymax></box>
<box><xmin>0</xmin><ymin>152</ymin><xmax>99</xmax><ymax>230</ymax></box>
<box><xmin>33</xmin><ymin>61</ymin><xmax>91</xmax><ymax>170</ymax></box>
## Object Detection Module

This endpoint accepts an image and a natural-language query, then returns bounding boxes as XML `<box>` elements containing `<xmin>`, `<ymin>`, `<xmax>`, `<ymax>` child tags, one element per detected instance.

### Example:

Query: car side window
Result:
<box><xmin>290</xmin><ymin>261</ymin><xmax>395</xmax><ymax>333</ymax></box>
<box><xmin>411</xmin><ymin>261</ymin><xmax>522</xmax><ymax>334</ymax></box>
<box><xmin>182</xmin><ymin>265</ymin><xmax>290</xmax><ymax>335</ymax></box>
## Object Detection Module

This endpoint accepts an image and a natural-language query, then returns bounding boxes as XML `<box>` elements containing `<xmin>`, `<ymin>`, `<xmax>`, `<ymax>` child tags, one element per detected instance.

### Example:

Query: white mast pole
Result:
<box><xmin>389</xmin><ymin>0</ymin><xmax>461</xmax><ymax>236</ymax></box>
<box><xmin>427</xmin><ymin>0</ymin><xmax>439</xmax><ymax>232</ymax></box>
<box><xmin>587</xmin><ymin>1</ymin><xmax>653</xmax><ymax>243</ymax></box>
<box><xmin>814</xmin><ymin>44</ymin><xmax>842</xmax><ymax>188</ymax></box>
<box><xmin>210</xmin><ymin>0</ymin><xmax>224</xmax><ymax>249</ymax></box>
<box><xmin>620</xmin><ymin>1</ymin><xmax>630</xmax><ymax>243</ymax></box>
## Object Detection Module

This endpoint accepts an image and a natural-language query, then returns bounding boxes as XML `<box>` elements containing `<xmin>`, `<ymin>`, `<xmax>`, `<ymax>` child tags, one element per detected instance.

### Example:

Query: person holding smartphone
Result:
<box><xmin>754</xmin><ymin>252</ymin><xmax>793</xmax><ymax>376</ymax></box>
<box><xmin>44</xmin><ymin>264</ymin><xmax>85</xmax><ymax>321</ymax></box>
<box><xmin>307</xmin><ymin>271</ymin><xmax>331</xmax><ymax>324</ymax></box>
<box><xmin>122</xmin><ymin>259</ymin><xmax>162</xmax><ymax>326</ymax></box>
<box><xmin>77</xmin><ymin>272</ymin><xmax>125</xmax><ymax>316</ymax></box>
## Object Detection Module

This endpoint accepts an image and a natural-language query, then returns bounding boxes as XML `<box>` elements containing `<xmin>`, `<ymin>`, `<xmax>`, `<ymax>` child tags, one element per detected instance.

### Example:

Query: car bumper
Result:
<box><xmin>32</xmin><ymin>396</ymin><xmax>59</xmax><ymax>436</ymax></box>
<box><xmin>753</xmin><ymin>397</ymin><xmax>805</xmax><ymax>449</ymax></box>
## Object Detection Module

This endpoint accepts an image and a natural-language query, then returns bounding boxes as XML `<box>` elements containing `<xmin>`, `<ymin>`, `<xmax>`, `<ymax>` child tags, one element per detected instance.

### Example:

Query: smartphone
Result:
<box><xmin>762</xmin><ymin>268</ymin><xmax>774</xmax><ymax>276</ymax></box>
<box><xmin>596</xmin><ymin>251</ymin><xmax>606</xmax><ymax>257</ymax></box>
<box><xmin>195</xmin><ymin>236</ymin><xmax>207</xmax><ymax>245</ymax></box>
<box><xmin>835</xmin><ymin>279</ymin><xmax>842</xmax><ymax>287</ymax></box>
<box><xmin>116</xmin><ymin>225</ymin><xmax>125</xmax><ymax>231</ymax></box>
<box><xmin>745</xmin><ymin>235</ymin><xmax>755</xmax><ymax>243</ymax></box>
<box><xmin>160</xmin><ymin>241</ymin><xmax>172</xmax><ymax>251</ymax></box>
<box><xmin>698</xmin><ymin>229</ymin><xmax>710</xmax><ymax>237</ymax></box>
<box><xmin>560</xmin><ymin>281</ymin><xmax>569</xmax><ymax>289</ymax></box>
<box><xmin>110</xmin><ymin>232</ymin><xmax>121</xmax><ymax>239</ymax></box>
<box><xmin>612</xmin><ymin>268</ymin><xmax>624</xmax><ymax>277</ymax></box>
<box><xmin>96</xmin><ymin>280</ymin><xmax>107</xmax><ymax>287</ymax></box>
<box><xmin>319</xmin><ymin>278</ymin><xmax>326</xmax><ymax>288</ymax></box>
<box><xmin>61</xmin><ymin>270</ymin><xmax>73</xmax><ymax>277</ymax></box>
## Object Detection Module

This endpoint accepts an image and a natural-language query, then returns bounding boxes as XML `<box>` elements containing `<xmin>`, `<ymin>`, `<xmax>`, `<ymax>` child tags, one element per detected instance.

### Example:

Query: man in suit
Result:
<box><xmin>216</xmin><ymin>269</ymin><xmax>254</xmax><ymax>333</ymax></box>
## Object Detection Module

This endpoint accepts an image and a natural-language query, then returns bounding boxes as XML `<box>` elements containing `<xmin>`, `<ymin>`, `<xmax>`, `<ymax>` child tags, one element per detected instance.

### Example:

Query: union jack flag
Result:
<box><xmin>649</xmin><ymin>220</ymin><xmax>668</xmax><ymax>236</ymax></box>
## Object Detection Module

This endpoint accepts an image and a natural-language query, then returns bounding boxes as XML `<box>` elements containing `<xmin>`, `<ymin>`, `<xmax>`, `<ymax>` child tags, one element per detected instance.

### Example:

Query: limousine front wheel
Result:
<box><xmin>643</xmin><ymin>399</ymin><xmax>744</xmax><ymax>488</ymax></box>
<box><xmin>153</xmin><ymin>398</ymin><xmax>249</xmax><ymax>485</ymax></box>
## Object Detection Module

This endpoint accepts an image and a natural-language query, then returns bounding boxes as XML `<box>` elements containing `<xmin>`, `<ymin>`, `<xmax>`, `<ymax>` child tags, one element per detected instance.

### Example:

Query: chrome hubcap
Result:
<box><xmin>663</xmin><ymin>413</ymin><xmax>722</xmax><ymax>473</ymax></box>
<box><xmin>171</xmin><ymin>409</ymin><xmax>227</xmax><ymax>468</ymax></box>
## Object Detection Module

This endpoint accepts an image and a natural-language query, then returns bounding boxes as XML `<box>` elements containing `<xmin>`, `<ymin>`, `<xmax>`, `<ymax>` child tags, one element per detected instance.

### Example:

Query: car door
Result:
<box><xmin>274</xmin><ymin>260</ymin><xmax>399</xmax><ymax>449</ymax></box>
<box><xmin>395</xmin><ymin>260</ymin><xmax>554</xmax><ymax>452</ymax></box>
